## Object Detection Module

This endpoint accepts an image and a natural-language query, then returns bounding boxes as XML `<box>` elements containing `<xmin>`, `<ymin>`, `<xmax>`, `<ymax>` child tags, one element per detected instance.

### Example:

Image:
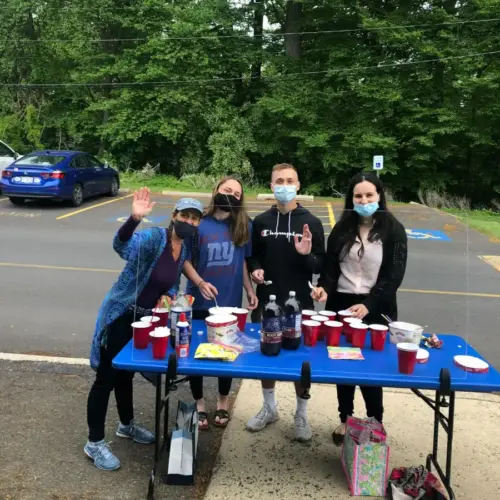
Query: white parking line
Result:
<box><xmin>0</xmin><ymin>352</ymin><xmax>89</xmax><ymax>365</ymax></box>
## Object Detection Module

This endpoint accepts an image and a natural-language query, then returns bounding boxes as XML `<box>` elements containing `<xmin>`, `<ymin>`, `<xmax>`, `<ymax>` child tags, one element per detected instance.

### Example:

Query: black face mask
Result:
<box><xmin>173</xmin><ymin>220</ymin><xmax>197</xmax><ymax>239</ymax></box>
<box><xmin>214</xmin><ymin>193</ymin><xmax>241</xmax><ymax>213</ymax></box>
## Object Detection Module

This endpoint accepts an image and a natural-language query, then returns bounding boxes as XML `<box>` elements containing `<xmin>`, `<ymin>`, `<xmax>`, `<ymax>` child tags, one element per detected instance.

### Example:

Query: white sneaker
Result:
<box><xmin>246</xmin><ymin>403</ymin><xmax>279</xmax><ymax>432</ymax></box>
<box><xmin>294</xmin><ymin>414</ymin><xmax>312</xmax><ymax>442</ymax></box>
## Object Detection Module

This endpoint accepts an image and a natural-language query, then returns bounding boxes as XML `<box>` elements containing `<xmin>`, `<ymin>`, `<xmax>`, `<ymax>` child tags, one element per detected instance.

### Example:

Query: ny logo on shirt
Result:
<box><xmin>207</xmin><ymin>242</ymin><xmax>235</xmax><ymax>267</ymax></box>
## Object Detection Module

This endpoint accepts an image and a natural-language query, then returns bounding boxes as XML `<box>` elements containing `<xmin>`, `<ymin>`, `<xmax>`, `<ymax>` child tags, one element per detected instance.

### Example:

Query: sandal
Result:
<box><xmin>332</xmin><ymin>423</ymin><xmax>346</xmax><ymax>446</ymax></box>
<box><xmin>213</xmin><ymin>409</ymin><xmax>231</xmax><ymax>428</ymax></box>
<box><xmin>198</xmin><ymin>411</ymin><xmax>209</xmax><ymax>431</ymax></box>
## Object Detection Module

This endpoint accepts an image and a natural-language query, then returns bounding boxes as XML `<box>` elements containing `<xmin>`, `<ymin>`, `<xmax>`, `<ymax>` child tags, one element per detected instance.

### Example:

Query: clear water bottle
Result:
<box><xmin>169</xmin><ymin>291</ymin><xmax>192</xmax><ymax>348</ymax></box>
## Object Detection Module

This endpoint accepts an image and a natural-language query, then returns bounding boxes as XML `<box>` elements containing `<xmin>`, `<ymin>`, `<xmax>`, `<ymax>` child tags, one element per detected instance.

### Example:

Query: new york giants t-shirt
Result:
<box><xmin>187</xmin><ymin>216</ymin><xmax>252</xmax><ymax>311</ymax></box>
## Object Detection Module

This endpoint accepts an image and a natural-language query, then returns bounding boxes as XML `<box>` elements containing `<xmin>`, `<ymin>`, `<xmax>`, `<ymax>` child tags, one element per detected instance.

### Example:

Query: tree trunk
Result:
<box><xmin>284</xmin><ymin>1</ymin><xmax>302</xmax><ymax>59</ymax></box>
<box><xmin>250</xmin><ymin>0</ymin><xmax>264</xmax><ymax>80</ymax></box>
<box><xmin>98</xmin><ymin>106</ymin><xmax>109</xmax><ymax>156</ymax></box>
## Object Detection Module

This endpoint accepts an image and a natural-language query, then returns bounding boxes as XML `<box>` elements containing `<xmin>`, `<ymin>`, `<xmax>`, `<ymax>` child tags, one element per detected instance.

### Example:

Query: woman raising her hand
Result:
<box><xmin>312</xmin><ymin>172</ymin><xmax>407</xmax><ymax>445</ymax></box>
<box><xmin>85</xmin><ymin>188</ymin><xmax>204</xmax><ymax>471</ymax></box>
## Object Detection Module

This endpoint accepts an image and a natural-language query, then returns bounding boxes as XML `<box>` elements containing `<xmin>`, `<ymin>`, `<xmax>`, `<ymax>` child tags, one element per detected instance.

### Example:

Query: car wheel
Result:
<box><xmin>71</xmin><ymin>184</ymin><xmax>84</xmax><ymax>207</ymax></box>
<box><xmin>108</xmin><ymin>177</ymin><xmax>119</xmax><ymax>197</ymax></box>
<box><xmin>9</xmin><ymin>197</ymin><xmax>26</xmax><ymax>205</ymax></box>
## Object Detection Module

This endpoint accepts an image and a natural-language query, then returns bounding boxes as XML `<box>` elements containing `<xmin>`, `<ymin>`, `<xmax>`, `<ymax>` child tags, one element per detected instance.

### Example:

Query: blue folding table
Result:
<box><xmin>113</xmin><ymin>320</ymin><xmax>500</xmax><ymax>500</ymax></box>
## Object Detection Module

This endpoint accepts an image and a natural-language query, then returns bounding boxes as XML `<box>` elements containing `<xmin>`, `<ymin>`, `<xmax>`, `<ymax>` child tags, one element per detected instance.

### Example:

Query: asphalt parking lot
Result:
<box><xmin>0</xmin><ymin>191</ymin><xmax>499</xmax><ymax>499</ymax></box>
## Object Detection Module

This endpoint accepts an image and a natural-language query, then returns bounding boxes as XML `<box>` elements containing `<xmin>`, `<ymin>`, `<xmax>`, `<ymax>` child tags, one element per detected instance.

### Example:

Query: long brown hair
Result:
<box><xmin>205</xmin><ymin>176</ymin><xmax>250</xmax><ymax>247</ymax></box>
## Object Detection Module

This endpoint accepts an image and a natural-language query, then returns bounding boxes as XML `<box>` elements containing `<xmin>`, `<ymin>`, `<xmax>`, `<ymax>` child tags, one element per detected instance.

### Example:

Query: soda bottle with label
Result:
<box><xmin>176</xmin><ymin>312</ymin><xmax>190</xmax><ymax>358</ymax></box>
<box><xmin>169</xmin><ymin>291</ymin><xmax>192</xmax><ymax>348</ymax></box>
<box><xmin>260</xmin><ymin>295</ymin><xmax>283</xmax><ymax>356</ymax></box>
<box><xmin>282</xmin><ymin>291</ymin><xmax>301</xmax><ymax>350</ymax></box>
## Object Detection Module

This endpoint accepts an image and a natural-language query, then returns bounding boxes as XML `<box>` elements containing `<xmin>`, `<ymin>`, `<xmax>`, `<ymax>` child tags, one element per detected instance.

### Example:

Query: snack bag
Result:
<box><xmin>158</xmin><ymin>294</ymin><xmax>195</xmax><ymax>310</ymax></box>
<box><xmin>194</xmin><ymin>343</ymin><xmax>239</xmax><ymax>362</ymax></box>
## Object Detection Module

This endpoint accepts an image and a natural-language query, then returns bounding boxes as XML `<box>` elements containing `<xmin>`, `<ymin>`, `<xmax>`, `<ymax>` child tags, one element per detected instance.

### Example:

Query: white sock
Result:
<box><xmin>263</xmin><ymin>388</ymin><xmax>276</xmax><ymax>410</ymax></box>
<box><xmin>296</xmin><ymin>396</ymin><xmax>308</xmax><ymax>418</ymax></box>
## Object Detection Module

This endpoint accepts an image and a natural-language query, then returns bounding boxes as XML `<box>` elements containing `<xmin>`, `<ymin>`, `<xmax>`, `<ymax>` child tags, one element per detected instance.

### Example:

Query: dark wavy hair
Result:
<box><xmin>335</xmin><ymin>171</ymin><xmax>392</xmax><ymax>260</ymax></box>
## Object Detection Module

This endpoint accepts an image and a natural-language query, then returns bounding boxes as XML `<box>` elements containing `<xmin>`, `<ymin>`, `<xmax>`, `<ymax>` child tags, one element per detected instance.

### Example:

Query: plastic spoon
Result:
<box><xmin>308</xmin><ymin>281</ymin><xmax>318</xmax><ymax>294</ymax></box>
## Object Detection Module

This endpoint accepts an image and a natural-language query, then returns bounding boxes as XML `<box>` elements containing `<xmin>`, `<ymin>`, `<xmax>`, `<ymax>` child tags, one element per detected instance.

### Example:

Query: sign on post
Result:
<box><xmin>373</xmin><ymin>155</ymin><xmax>384</xmax><ymax>171</ymax></box>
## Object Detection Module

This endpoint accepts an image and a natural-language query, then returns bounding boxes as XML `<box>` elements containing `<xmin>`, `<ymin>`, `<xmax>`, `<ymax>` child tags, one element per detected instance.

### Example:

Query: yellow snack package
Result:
<box><xmin>194</xmin><ymin>343</ymin><xmax>239</xmax><ymax>362</ymax></box>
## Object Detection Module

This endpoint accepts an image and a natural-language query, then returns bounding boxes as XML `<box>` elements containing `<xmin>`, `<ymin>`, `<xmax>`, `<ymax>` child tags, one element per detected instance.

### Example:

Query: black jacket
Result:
<box><xmin>247</xmin><ymin>204</ymin><xmax>325</xmax><ymax>309</ymax></box>
<box><xmin>317</xmin><ymin>213</ymin><xmax>408</xmax><ymax>316</ymax></box>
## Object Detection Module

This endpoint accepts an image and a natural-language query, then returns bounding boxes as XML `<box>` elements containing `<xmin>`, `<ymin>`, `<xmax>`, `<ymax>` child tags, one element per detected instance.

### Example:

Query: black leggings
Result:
<box><xmin>189</xmin><ymin>309</ymin><xmax>233</xmax><ymax>400</ymax></box>
<box><xmin>87</xmin><ymin>311</ymin><xmax>135</xmax><ymax>442</ymax></box>
<box><xmin>326</xmin><ymin>292</ymin><xmax>397</xmax><ymax>424</ymax></box>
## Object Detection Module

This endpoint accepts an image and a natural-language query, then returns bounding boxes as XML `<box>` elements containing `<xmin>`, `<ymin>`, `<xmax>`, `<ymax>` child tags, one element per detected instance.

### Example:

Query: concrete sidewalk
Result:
<box><xmin>204</xmin><ymin>381</ymin><xmax>500</xmax><ymax>500</ymax></box>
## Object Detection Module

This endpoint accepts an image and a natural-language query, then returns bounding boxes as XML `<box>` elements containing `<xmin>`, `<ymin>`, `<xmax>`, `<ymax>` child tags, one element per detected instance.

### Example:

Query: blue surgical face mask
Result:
<box><xmin>354</xmin><ymin>201</ymin><xmax>379</xmax><ymax>217</ymax></box>
<box><xmin>274</xmin><ymin>185</ymin><xmax>297</xmax><ymax>203</ymax></box>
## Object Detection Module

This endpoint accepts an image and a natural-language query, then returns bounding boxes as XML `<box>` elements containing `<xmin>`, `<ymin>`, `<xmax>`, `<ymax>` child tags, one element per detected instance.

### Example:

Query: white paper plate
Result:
<box><xmin>454</xmin><ymin>355</ymin><xmax>489</xmax><ymax>373</ymax></box>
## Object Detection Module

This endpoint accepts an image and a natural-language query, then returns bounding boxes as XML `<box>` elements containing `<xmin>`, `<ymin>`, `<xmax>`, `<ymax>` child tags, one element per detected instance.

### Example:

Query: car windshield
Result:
<box><xmin>16</xmin><ymin>155</ymin><xmax>65</xmax><ymax>167</ymax></box>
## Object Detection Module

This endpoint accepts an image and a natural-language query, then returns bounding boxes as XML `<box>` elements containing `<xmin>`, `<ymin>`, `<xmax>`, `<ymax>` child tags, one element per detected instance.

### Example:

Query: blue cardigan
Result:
<box><xmin>90</xmin><ymin>226</ymin><xmax>188</xmax><ymax>369</ymax></box>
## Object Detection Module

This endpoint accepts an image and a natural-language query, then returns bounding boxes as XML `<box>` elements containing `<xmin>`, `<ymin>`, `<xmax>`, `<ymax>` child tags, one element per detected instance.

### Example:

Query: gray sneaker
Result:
<box><xmin>246</xmin><ymin>403</ymin><xmax>279</xmax><ymax>432</ymax></box>
<box><xmin>84</xmin><ymin>440</ymin><xmax>121</xmax><ymax>471</ymax></box>
<box><xmin>116</xmin><ymin>420</ymin><xmax>155</xmax><ymax>444</ymax></box>
<box><xmin>294</xmin><ymin>414</ymin><xmax>312</xmax><ymax>442</ymax></box>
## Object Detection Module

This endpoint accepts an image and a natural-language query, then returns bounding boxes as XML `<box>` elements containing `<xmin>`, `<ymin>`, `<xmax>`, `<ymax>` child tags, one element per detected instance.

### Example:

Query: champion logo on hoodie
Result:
<box><xmin>261</xmin><ymin>229</ymin><xmax>303</xmax><ymax>239</ymax></box>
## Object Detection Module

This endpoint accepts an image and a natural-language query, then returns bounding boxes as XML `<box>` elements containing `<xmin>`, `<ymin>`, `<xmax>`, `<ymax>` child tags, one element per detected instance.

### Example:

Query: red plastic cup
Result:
<box><xmin>232</xmin><ymin>308</ymin><xmax>248</xmax><ymax>332</ymax></box>
<box><xmin>153</xmin><ymin>308</ymin><xmax>169</xmax><ymax>327</ymax></box>
<box><xmin>149</xmin><ymin>327</ymin><xmax>170</xmax><ymax>360</ymax></box>
<box><xmin>370</xmin><ymin>324</ymin><xmax>388</xmax><ymax>351</ymax></box>
<box><xmin>338</xmin><ymin>309</ymin><xmax>353</xmax><ymax>328</ymax></box>
<box><xmin>344</xmin><ymin>317</ymin><xmax>362</xmax><ymax>343</ymax></box>
<box><xmin>302</xmin><ymin>320</ymin><xmax>321</xmax><ymax>347</ymax></box>
<box><xmin>351</xmin><ymin>322</ymin><xmax>368</xmax><ymax>348</ymax></box>
<box><xmin>140</xmin><ymin>316</ymin><xmax>160</xmax><ymax>344</ymax></box>
<box><xmin>319</xmin><ymin>310</ymin><xmax>337</xmax><ymax>321</ymax></box>
<box><xmin>397</xmin><ymin>343</ymin><xmax>419</xmax><ymax>374</ymax></box>
<box><xmin>301</xmin><ymin>310</ymin><xmax>316</xmax><ymax>321</ymax></box>
<box><xmin>311</xmin><ymin>315</ymin><xmax>328</xmax><ymax>341</ymax></box>
<box><xmin>324</xmin><ymin>321</ymin><xmax>343</xmax><ymax>346</ymax></box>
<box><xmin>132</xmin><ymin>321</ymin><xmax>151</xmax><ymax>349</ymax></box>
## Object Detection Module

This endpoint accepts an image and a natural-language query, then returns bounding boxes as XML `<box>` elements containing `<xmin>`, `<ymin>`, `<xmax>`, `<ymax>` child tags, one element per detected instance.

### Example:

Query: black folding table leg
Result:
<box><xmin>163</xmin><ymin>372</ymin><xmax>170</xmax><ymax>445</ymax></box>
<box><xmin>427</xmin><ymin>390</ymin><xmax>441</xmax><ymax>471</ymax></box>
<box><xmin>445</xmin><ymin>392</ymin><xmax>456</xmax><ymax>495</ymax></box>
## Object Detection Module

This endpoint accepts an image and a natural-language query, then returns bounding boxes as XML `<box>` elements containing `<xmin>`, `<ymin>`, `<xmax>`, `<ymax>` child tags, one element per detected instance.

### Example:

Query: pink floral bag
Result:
<box><xmin>341</xmin><ymin>416</ymin><xmax>390</xmax><ymax>496</ymax></box>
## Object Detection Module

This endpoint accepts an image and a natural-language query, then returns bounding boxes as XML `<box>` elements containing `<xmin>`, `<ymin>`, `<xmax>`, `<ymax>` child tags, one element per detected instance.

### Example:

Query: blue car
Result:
<box><xmin>0</xmin><ymin>150</ymin><xmax>120</xmax><ymax>206</ymax></box>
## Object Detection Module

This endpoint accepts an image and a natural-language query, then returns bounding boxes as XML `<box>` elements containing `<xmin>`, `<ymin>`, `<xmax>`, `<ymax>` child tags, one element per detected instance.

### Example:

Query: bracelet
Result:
<box><xmin>197</xmin><ymin>280</ymin><xmax>206</xmax><ymax>288</ymax></box>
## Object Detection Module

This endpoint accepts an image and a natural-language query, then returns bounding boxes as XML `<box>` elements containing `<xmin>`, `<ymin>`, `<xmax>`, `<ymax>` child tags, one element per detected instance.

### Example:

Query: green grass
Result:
<box><xmin>444</xmin><ymin>209</ymin><xmax>500</xmax><ymax>240</ymax></box>
<box><xmin>120</xmin><ymin>172</ymin><xmax>266</xmax><ymax>195</ymax></box>
<box><xmin>120</xmin><ymin>173</ymin><xmax>215</xmax><ymax>193</ymax></box>
<box><xmin>119</xmin><ymin>172</ymin><xmax>342</xmax><ymax>200</ymax></box>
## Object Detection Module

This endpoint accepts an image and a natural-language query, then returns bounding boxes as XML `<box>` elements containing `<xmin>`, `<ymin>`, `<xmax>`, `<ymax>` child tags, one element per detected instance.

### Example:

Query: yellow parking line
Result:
<box><xmin>479</xmin><ymin>256</ymin><xmax>500</xmax><ymax>272</ymax></box>
<box><xmin>56</xmin><ymin>194</ymin><xmax>133</xmax><ymax>220</ymax></box>
<box><xmin>247</xmin><ymin>210</ymin><xmax>328</xmax><ymax>215</ymax></box>
<box><xmin>327</xmin><ymin>202</ymin><xmax>336</xmax><ymax>228</ymax></box>
<box><xmin>399</xmin><ymin>288</ymin><xmax>500</xmax><ymax>299</ymax></box>
<box><xmin>0</xmin><ymin>262</ymin><xmax>119</xmax><ymax>273</ymax></box>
